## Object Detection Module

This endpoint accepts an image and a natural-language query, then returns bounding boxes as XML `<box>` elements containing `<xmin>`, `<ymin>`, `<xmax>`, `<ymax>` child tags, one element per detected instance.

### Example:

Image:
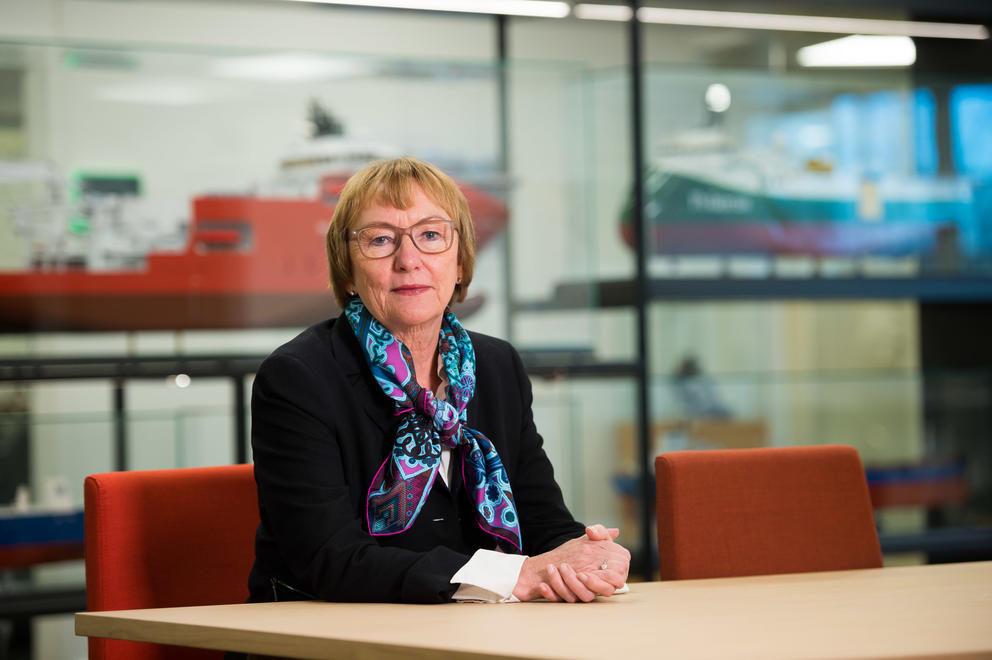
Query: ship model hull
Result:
<box><xmin>621</xmin><ymin>170</ymin><xmax>963</xmax><ymax>257</ymax></box>
<box><xmin>0</xmin><ymin>291</ymin><xmax>335</xmax><ymax>332</ymax></box>
<box><xmin>0</xmin><ymin>182</ymin><xmax>505</xmax><ymax>332</ymax></box>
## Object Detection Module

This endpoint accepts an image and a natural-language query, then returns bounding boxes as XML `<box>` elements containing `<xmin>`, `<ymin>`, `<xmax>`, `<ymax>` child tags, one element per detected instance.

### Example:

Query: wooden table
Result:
<box><xmin>76</xmin><ymin>561</ymin><xmax>992</xmax><ymax>660</ymax></box>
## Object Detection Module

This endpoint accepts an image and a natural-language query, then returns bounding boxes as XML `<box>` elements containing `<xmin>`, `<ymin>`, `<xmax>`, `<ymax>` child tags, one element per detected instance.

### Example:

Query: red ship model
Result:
<box><xmin>0</xmin><ymin>106</ymin><xmax>508</xmax><ymax>332</ymax></box>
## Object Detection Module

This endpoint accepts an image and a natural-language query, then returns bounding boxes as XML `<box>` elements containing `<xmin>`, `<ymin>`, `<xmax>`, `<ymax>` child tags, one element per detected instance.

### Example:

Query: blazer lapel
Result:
<box><xmin>329</xmin><ymin>314</ymin><xmax>395</xmax><ymax>434</ymax></box>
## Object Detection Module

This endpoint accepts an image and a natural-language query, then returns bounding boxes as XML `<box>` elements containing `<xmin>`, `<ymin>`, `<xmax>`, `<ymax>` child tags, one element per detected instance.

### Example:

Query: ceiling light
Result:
<box><xmin>637</xmin><ymin>7</ymin><xmax>988</xmax><ymax>40</ymax></box>
<box><xmin>797</xmin><ymin>35</ymin><xmax>916</xmax><ymax>67</ymax></box>
<box><xmin>573</xmin><ymin>3</ymin><xmax>632</xmax><ymax>21</ymax></box>
<box><xmin>574</xmin><ymin>4</ymin><xmax>989</xmax><ymax>40</ymax></box>
<box><xmin>704</xmin><ymin>83</ymin><xmax>731</xmax><ymax>112</ymax></box>
<box><xmin>281</xmin><ymin>0</ymin><xmax>569</xmax><ymax>18</ymax></box>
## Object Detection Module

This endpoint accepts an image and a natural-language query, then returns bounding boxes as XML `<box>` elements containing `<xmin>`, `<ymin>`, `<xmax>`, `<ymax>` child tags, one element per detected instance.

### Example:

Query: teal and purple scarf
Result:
<box><xmin>345</xmin><ymin>297</ymin><xmax>522</xmax><ymax>551</ymax></box>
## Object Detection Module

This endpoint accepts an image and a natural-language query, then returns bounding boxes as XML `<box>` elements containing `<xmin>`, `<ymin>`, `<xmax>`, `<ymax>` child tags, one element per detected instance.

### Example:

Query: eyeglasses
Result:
<box><xmin>350</xmin><ymin>218</ymin><xmax>457</xmax><ymax>259</ymax></box>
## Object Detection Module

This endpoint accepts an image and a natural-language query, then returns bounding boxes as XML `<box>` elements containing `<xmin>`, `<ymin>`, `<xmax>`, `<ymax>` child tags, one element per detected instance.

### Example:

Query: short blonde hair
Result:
<box><xmin>326</xmin><ymin>156</ymin><xmax>476</xmax><ymax>310</ymax></box>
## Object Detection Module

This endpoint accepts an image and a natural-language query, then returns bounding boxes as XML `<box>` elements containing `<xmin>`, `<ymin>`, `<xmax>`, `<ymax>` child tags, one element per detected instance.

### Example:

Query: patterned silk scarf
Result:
<box><xmin>345</xmin><ymin>297</ymin><xmax>522</xmax><ymax>551</ymax></box>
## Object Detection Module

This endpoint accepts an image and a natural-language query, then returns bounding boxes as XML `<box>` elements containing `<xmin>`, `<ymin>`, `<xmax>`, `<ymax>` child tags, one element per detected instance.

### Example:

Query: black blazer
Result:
<box><xmin>248</xmin><ymin>314</ymin><xmax>585</xmax><ymax>604</ymax></box>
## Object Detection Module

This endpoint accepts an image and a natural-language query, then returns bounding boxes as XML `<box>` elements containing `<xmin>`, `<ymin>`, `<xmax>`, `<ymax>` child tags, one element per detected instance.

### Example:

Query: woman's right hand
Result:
<box><xmin>512</xmin><ymin>524</ymin><xmax>630</xmax><ymax>603</ymax></box>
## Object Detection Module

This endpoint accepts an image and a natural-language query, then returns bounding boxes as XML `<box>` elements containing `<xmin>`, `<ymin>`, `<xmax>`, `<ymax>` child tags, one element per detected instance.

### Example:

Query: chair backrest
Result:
<box><xmin>655</xmin><ymin>445</ymin><xmax>882</xmax><ymax>581</ymax></box>
<box><xmin>84</xmin><ymin>464</ymin><xmax>258</xmax><ymax>660</ymax></box>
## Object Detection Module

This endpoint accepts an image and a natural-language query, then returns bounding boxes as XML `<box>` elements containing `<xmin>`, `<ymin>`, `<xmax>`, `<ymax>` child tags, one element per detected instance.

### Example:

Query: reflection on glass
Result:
<box><xmin>618</xmin><ymin>69</ymin><xmax>992</xmax><ymax>279</ymax></box>
<box><xmin>0</xmin><ymin>43</ymin><xmax>511</xmax><ymax>334</ymax></box>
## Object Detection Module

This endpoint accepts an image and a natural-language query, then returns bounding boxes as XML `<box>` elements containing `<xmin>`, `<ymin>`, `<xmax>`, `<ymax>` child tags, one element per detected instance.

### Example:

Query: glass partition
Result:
<box><xmin>527</xmin><ymin>65</ymin><xmax>992</xmax><ymax>316</ymax></box>
<box><xmin>631</xmin><ymin>66</ymin><xmax>992</xmax><ymax>284</ymax></box>
<box><xmin>0</xmin><ymin>37</ymin><xmax>622</xmax><ymax>603</ymax></box>
<box><xmin>614</xmin><ymin>361</ymin><xmax>990</xmax><ymax>568</ymax></box>
<box><xmin>617</xmin><ymin>65</ymin><xmax>992</xmax><ymax>567</ymax></box>
<box><xmin>1</xmin><ymin>27</ymin><xmax>990</xmax><ymax>599</ymax></box>
<box><xmin>0</xmin><ymin>38</ymin><xmax>606</xmax><ymax>348</ymax></box>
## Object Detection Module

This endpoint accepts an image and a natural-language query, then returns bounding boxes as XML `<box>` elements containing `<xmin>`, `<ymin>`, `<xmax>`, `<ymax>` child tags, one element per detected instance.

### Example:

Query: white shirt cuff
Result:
<box><xmin>450</xmin><ymin>549</ymin><xmax>527</xmax><ymax>603</ymax></box>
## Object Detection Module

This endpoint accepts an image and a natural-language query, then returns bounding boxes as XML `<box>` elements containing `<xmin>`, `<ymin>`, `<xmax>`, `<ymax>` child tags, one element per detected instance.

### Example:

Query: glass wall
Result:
<box><xmin>0</xmin><ymin>22</ymin><xmax>602</xmax><ymax>658</ymax></box>
<box><xmin>0</xmin><ymin>6</ymin><xmax>990</xmax><ymax>657</ymax></box>
<box><xmin>630</xmin><ymin>60</ymin><xmax>992</xmax><ymax>566</ymax></box>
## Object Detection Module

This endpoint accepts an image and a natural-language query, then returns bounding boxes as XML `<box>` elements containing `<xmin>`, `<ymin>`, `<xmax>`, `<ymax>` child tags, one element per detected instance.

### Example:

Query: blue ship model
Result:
<box><xmin>621</xmin><ymin>146</ymin><xmax>976</xmax><ymax>261</ymax></box>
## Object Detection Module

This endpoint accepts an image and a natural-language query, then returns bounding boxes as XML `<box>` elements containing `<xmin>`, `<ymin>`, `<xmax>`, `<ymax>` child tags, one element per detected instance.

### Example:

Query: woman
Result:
<box><xmin>249</xmin><ymin>156</ymin><xmax>630</xmax><ymax>604</ymax></box>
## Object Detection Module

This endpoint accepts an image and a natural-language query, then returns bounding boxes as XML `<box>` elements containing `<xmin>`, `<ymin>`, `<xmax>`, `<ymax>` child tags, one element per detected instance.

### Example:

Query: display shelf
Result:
<box><xmin>0</xmin><ymin>586</ymin><xmax>85</xmax><ymax>619</ymax></box>
<box><xmin>0</xmin><ymin>352</ymin><xmax>636</xmax><ymax>381</ymax></box>
<box><xmin>517</xmin><ymin>274</ymin><xmax>992</xmax><ymax>310</ymax></box>
<box><xmin>879</xmin><ymin>527</ymin><xmax>992</xmax><ymax>557</ymax></box>
<box><xmin>517</xmin><ymin>349</ymin><xmax>639</xmax><ymax>379</ymax></box>
<box><xmin>0</xmin><ymin>354</ymin><xmax>265</xmax><ymax>382</ymax></box>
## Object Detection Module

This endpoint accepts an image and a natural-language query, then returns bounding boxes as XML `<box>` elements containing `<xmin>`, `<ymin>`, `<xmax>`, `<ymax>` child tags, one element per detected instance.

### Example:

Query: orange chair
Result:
<box><xmin>84</xmin><ymin>464</ymin><xmax>258</xmax><ymax>660</ymax></box>
<box><xmin>655</xmin><ymin>445</ymin><xmax>882</xmax><ymax>580</ymax></box>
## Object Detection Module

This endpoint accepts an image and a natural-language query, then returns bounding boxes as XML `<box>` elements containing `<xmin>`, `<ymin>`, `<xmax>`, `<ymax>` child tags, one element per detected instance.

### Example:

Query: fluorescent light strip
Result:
<box><xmin>573</xmin><ymin>3</ymin><xmax>632</xmax><ymax>21</ymax></box>
<box><xmin>574</xmin><ymin>4</ymin><xmax>989</xmax><ymax>40</ymax></box>
<box><xmin>797</xmin><ymin>35</ymin><xmax>917</xmax><ymax>67</ymax></box>
<box><xmin>638</xmin><ymin>7</ymin><xmax>989</xmax><ymax>39</ymax></box>
<box><xmin>282</xmin><ymin>0</ymin><xmax>569</xmax><ymax>18</ymax></box>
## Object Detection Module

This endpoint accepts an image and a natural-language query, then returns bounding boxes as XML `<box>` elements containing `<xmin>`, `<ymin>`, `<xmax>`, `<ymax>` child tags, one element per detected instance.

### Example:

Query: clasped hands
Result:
<box><xmin>512</xmin><ymin>524</ymin><xmax>630</xmax><ymax>603</ymax></box>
